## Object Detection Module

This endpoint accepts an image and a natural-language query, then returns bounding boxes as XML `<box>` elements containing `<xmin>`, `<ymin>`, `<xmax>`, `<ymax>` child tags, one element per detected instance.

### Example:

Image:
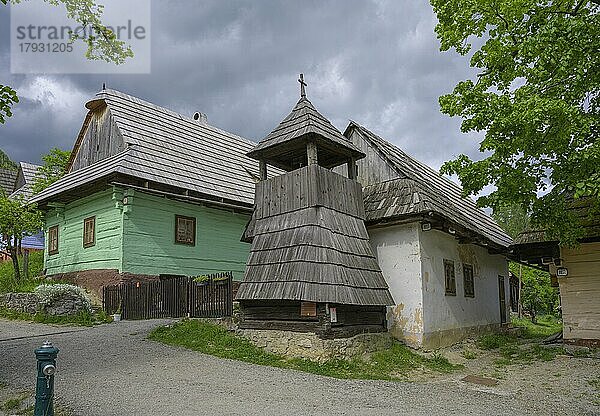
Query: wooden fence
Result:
<box><xmin>102</xmin><ymin>272</ymin><xmax>233</xmax><ymax>320</ymax></box>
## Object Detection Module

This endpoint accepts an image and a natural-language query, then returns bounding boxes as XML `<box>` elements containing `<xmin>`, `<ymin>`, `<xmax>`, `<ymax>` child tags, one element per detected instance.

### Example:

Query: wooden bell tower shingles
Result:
<box><xmin>237</xmin><ymin>75</ymin><xmax>394</xmax><ymax>338</ymax></box>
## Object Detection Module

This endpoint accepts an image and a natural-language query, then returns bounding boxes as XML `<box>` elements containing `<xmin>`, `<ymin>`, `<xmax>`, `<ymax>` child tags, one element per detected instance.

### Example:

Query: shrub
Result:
<box><xmin>34</xmin><ymin>284</ymin><xmax>92</xmax><ymax>312</ymax></box>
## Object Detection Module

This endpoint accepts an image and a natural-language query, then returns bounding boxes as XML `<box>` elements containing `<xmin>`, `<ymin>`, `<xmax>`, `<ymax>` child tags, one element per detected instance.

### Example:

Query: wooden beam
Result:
<box><xmin>259</xmin><ymin>160</ymin><xmax>267</xmax><ymax>180</ymax></box>
<box><xmin>307</xmin><ymin>141</ymin><xmax>318</xmax><ymax>165</ymax></box>
<box><xmin>347</xmin><ymin>158</ymin><xmax>357</xmax><ymax>180</ymax></box>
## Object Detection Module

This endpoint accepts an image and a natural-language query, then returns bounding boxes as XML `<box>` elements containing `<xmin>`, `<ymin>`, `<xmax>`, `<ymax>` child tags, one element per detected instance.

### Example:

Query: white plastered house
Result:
<box><xmin>337</xmin><ymin>122</ymin><xmax>513</xmax><ymax>349</ymax></box>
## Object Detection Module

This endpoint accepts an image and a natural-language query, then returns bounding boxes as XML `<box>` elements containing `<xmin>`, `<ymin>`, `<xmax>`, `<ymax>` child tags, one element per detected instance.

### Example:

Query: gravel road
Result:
<box><xmin>0</xmin><ymin>319</ymin><xmax>595</xmax><ymax>416</ymax></box>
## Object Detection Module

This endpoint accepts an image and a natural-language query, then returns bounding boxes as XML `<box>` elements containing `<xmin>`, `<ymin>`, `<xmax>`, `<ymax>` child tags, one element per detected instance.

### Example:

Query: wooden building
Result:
<box><xmin>29</xmin><ymin>89</ymin><xmax>259</xmax><ymax>295</ymax></box>
<box><xmin>512</xmin><ymin>197</ymin><xmax>600</xmax><ymax>347</ymax></box>
<box><xmin>333</xmin><ymin>122</ymin><xmax>512</xmax><ymax>348</ymax></box>
<box><xmin>237</xmin><ymin>77</ymin><xmax>394</xmax><ymax>338</ymax></box>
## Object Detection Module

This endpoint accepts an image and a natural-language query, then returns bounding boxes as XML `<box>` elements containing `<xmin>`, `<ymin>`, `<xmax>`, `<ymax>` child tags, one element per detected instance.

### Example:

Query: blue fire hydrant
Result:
<box><xmin>34</xmin><ymin>341</ymin><xmax>59</xmax><ymax>416</ymax></box>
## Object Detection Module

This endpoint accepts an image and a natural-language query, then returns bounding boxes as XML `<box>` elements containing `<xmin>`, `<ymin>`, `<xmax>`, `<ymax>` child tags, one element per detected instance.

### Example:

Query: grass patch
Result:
<box><xmin>511</xmin><ymin>315</ymin><xmax>562</xmax><ymax>339</ymax></box>
<box><xmin>461</xmin><ymin>349</ymin><xmax>477</xmax><ymax>359</ymax></box>
<box><xmin>148</xmin><ymin>320</ymin><xmax>462</xmax><ymax>380</ymax></box>
<box><xmin>0</xmin><ymin>307</ymin><xmax>111</xmax><ymax>327</ymax></box>
<box><xmin>0</xmin><ymin>394</ymin><xmax>27</xmax><ymax>411</ymax></box>
<box><xmin>477</xmin><ymin>316</ymin><xmax>565</xmax><ymax>367</ymax></box>
<box><xmin>0</xmin><ymin>252</ymin><xmax>44</xmax><ymax>293</ymax></box>
<box><xmin>0</xmin><ymin>252</ymin><xmax>70</xmax><ymax>295</ymax></box>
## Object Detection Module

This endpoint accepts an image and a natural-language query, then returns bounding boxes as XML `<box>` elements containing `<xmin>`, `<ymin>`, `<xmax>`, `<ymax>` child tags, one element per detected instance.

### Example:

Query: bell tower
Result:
<box><xmin>237</xmin><ymin>75</ymin><xmax>393</xmax><ymax>338</ymax></box>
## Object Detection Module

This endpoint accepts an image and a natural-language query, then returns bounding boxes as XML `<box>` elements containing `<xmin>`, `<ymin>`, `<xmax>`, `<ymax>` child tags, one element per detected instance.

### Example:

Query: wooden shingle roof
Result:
<box><xmin>236</xmin><ymin>164</ymin><xmax>394</xmax><ymax>306</ymax></box>
<box><xmin>350</xmin><ymin>122</ymin><xmax>512</xmax><ymax>249</ymax></box>
<box><xmin>247</xmin><ymin>97</ymin><xmax>364</xmax><ymax>163</ymax></box>
<box><xmin>0</xmin><ymin>168</ymin><xmax>16</xmax><ymax>196</ymax></box>
<box><xmin>10</xmin><ymin>162</ymin><xmax>41</xmax><ymax>201</ymax></box>
<box><xmin>31</xmin><ymin>89</ymin><xmax>260</xmax><ymax>207</ymax></box>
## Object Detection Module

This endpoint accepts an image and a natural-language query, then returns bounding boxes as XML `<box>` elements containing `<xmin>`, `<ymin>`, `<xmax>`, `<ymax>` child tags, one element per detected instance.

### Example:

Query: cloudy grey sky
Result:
<box><xmin>0</xmin><ymin>0</ymin><xmax>481</xmax><ymax>173</ymax></box>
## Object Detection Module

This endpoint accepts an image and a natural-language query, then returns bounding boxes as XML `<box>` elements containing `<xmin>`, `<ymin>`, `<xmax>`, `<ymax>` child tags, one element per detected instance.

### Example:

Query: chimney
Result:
<box><xmin>193</xmin><ymin>112</ymin><xmax>208</xmax><ymax>124</ymax></box>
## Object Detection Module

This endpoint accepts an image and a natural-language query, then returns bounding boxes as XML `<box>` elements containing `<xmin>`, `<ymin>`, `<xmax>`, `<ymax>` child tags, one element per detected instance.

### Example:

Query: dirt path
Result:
<box><xmin>1</xmin><ymin>318</ymin><xmax>597</xmax><ymax>416</ymax></box>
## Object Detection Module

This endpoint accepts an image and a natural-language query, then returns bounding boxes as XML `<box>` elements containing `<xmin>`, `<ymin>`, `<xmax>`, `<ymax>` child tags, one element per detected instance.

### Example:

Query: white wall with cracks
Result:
<box><xmin>369</xmin><ymin>224</ymin><xmax>509</xmax><ymax>349</ymax></box>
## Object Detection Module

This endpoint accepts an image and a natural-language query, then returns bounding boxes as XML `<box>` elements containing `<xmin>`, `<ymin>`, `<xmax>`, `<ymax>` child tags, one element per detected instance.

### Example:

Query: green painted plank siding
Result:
<box><xmin>121</xmin><ymin>191</ymin><xmax>251</xmax><ymax>280</ymax></box>
<box><xmin>45</xmin><ymin>190</ymin><xmax>123</xmax><ymax>274</ymax></box>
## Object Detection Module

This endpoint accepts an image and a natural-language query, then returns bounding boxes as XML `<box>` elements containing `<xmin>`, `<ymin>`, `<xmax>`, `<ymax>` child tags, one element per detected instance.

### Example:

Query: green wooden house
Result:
<box><xmin>30</xmin><ymin>89</ymin><xmax>259</xmax><ymax>293</ymax></box>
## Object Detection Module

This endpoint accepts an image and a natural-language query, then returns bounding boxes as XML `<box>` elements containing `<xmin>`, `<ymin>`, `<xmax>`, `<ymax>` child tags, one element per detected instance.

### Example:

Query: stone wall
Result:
<box><xmin>0</xmin><ymin>292</ymin><xmax>89</xmax><ymax>316</ymax></box>
<box><xmin>237</xmin><ymin>329</ymin><xmax>394</xmax><ymax>362</ymax></box>
<box><xmin>0</xmin><ymin>293</ymin><xmax>39</xmax><ymax>314</ymax></box>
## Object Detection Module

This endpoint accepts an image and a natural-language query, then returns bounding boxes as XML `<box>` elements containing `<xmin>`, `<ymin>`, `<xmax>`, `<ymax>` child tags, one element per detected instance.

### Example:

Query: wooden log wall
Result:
<box><xmin>254</xmin><ymin>165</ymin><xmax>365</xmax><ymax>219</ymax></box>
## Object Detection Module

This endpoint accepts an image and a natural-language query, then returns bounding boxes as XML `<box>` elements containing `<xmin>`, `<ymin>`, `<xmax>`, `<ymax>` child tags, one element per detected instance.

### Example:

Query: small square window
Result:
<box><xmin>463</xmin><ymin>264</ymin><xmax>475</xmax><ymax>298</ymax></box>
<box><xmin>300</xmin><ymin>301</ymin><xmax>317</xmax><ymax>317</ymax></box>
<box><xmin>175</xmin><ymin>215</ymin><xmax>196</xmax><ymax>246</ymax></box>
<box><xmin>83</xmin><ymin>216</ymin><xmax>96</xmax><ymax>248</ymax></box>
<box><xmin>444</xmin><ymin>259</ymin><xmax>456</xmax><ymax>296</ymax></box>
<box><xmin>48</xmin><ymin>225</ymin><xmax>59</xmax><ymax>255</ymax></box>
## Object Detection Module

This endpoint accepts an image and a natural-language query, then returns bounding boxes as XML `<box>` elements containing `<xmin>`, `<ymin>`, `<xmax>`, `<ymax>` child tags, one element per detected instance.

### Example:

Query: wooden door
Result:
<box><xmin>498</xmin><ymin>276</ymin><xmax>507</xmax><ymax>324</ymax></box>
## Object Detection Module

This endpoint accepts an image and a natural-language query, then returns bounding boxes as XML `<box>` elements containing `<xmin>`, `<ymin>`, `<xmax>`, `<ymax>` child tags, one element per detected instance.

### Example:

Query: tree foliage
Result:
<box><xmin>492</xmin><ymin>203</ymin><xmax>530</xmax><ymax>239</ymax></box>
<box><xmin>0</xmin><ymin>0</ymin><xmax>133</xmax><ymax>123</ymax></box>
<box><xmin>431</xmin><ymin>0</ymin><xmax>600</xmax><ymax>244</ymax></box>
<box><xmin>0</xmin><ymin>85</ymin><xmax>19</xmax><ymax>125</ymax></box>
<box><xmin>0</xmin><ymin>196</ymin><xmax>43</xmax><ymax>282</ymax></box>
<box><xmin>0</xmin><ymin>148</ymin><xmax>17</xmax><ymax>171</ymax></box>
<box><xmin>31</xmin><ymin>148</ymin><xmax>71</xmax><ymax>195</ymax></box>
<box><xmin>509</xmin><ymin>263</ymin><xmax>559</xmax><ymax>319</ymax></box>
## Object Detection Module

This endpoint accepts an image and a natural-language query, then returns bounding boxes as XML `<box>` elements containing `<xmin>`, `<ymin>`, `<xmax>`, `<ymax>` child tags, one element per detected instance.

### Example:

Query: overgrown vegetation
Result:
<box><xmin>0</xmin><ymin>307</ymin><xmax>111</xmax><ymax>327</ymax></box>
<box><xmin>0</xmin><ymin>251</ymin><xmax>46</xmax><ymax>294</ymax></box>
<box><xmin>477</xmin><ymin>315</ymin><xmax>564</xmax><ymax>366</ymax></box>
<box><xmin>511</xmin><ymin>315</ymin><xmax>562</xmax><ymax>338</ymax></box>
<box><xmin>492</xmin><ymin>204</ymin><xmax>560</xmax><ymax>322</ymax></box>
<box><xmin>149</xmin><ymin>320</ymin><xmax>462</xmax><ymax>380</ymax></box>
<box><xmin>510</xmin><ymin>263</ymin><xmax>560</xmax><ymax>322</ymax></box>
<box><xmin>0</xmin><ymin>148</ymin><xmax>16</xmax><ymax>171</ymax></box>
<box><xmin>0</xmin><ymin>197</ymin><xmax>43</xmax><ymax>281</ymax></box>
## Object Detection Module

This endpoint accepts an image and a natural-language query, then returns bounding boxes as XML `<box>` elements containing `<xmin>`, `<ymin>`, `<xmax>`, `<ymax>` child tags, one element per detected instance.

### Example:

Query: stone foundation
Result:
<box><xmin>237</xmin><ymin>329</ymin><xmax>393</xmax><ymax>362</ymax></box>
<box><xmin>421</xmin><ymin>323</ymin><xmax>501</xmax><ymax>350</ymax></box>
<box><xmin>47</xmin><ymin>270</ymin><xmax>159</xmax><ymax>302</ymax></box>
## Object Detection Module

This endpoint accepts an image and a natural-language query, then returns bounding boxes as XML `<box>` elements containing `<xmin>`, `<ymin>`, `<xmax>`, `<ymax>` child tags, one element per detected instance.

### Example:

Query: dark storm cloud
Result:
<box><xmin>0</xmin><ymin>0</ymin><xmax>482</xmax><ymax>171</ymax></box>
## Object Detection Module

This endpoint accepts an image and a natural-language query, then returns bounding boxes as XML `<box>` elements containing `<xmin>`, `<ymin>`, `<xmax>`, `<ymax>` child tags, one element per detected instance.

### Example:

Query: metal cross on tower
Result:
<box><xmin>298</xmin><ymin>73</ymin><xmax>307</xmax><ymax>98</ymax></box>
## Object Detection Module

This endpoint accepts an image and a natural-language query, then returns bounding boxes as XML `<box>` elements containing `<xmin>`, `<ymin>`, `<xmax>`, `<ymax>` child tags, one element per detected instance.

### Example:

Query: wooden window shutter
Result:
<box><xmin>48</xmin><ymin>225</ymin><xmax>59</xmax><ymax>255</ymax></box>
<box><xmin>444</xmin><ymin>259</ymin><xmax>456</xmax><ymax>296</ymax></box>
<box><xmin>175</xmin><ymin>215</ymin><xmax>196</xmax><ymax>246</ymax></box>
<box><xmin>83</xmin><ymin>216</ymin><xmax>96</xmax><ymax>248</ymax></box>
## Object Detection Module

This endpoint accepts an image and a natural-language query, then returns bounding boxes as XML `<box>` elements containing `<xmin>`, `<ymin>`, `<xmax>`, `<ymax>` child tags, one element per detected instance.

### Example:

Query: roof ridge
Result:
<box><xmin>97</xmin><ymin>89</ymin><xmax>256</xmax><ymax>146</ymax></box>
<box><xmin>349</xmin><ymin>121</ymin><xmax>512</xmax><ymax>247</ymax></box>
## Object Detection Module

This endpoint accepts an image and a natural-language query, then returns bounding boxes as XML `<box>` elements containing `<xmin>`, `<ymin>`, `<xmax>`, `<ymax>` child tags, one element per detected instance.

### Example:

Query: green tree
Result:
<box><xmin>32</xmin><ymin>148</ymin><xmax>71</xmax><ymax>195</ymax></box>
<box><xmin>431</xmin><ymin>0</ymin><xmax>600</xmax><ymax>244</ymax></box>
<box><xmin>0</xmin><ymin>148</ymin><xmax>17</xmax><ymax>171</ymax></box>
<box><xmin>0</xmin><ymin>196</ymin><xmax>43</xmax><ymax>282</ymax></box>
<box><xmin>493</xmin><ymin>204</ymin><xmax>559</xmax><ymax>321</ymax></box>
<box><xmin>509</xmin><ymin>263</ymin><xmax>559</xmax><ymax>322</ymax></box>
<box><xmin>0</xmin><ymin>85</ymin><xmax>19</xmax><ymax>125</ymax></box>
<box><xmin>492</xmin><ymin>203</ymin><xmax>530</xmax><ymax>239</ymax></box>
<box><xmin>0</xmin><ymin>0</ymin><xmax>133</xmax><ymax>124</ymax></box>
